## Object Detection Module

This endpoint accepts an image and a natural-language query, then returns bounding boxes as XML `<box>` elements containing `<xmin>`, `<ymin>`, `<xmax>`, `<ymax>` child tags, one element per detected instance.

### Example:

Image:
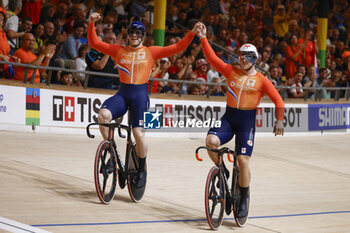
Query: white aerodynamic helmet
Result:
<box><xmin>239</xmin><ymin>43</ymin><xmax>258</xmax><ymax>64</ymax></box>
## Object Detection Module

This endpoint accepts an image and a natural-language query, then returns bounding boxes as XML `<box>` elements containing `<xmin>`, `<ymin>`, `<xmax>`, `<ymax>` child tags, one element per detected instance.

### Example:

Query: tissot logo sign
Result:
<box><xmin>52</xmin><ymin>95</ymin><xmax>101</xmax><ymax>123</ymax></box>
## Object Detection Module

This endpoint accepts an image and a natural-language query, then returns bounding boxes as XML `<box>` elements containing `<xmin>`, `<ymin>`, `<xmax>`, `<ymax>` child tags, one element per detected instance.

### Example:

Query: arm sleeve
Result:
<box><xmin>88</xmin><ymin>23</ymin><xmax>120</xmax><ymax>57</ymax></box>
<box><xmin>65</xmin><ymin>38</ymin><xmax>77</xmax><ymax>59</ymax></box>
<box><xmin>200</xmin><ymin>37</ymin><xmax>232</xmax><ymax>77</ymax></box>
<box><xmin>149</xmin><ymin>31</ymin><xmax>195</xmax><ymax>60</ymax></box>
<box><xmin>262</xmin><ymin>76</ymin><xmax>285</xmax><ymax>120</ymax></box>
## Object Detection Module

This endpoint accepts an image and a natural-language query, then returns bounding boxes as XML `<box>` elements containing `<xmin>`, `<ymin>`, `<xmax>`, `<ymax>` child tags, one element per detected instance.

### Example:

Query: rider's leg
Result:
<box><xmin>206</xmin><ymin>134</ymin><xmax>220</xmax><ymax>164</ymax></box>
<box><xmin>132</xmin><ymin>127</ymin><xmax>147</xmax><ymax>159</ymax></box>
<box><xmin>206</xmin><ymin>134</ymin><xmax>230</xmax><ymax>179</ymax></box>
<box><xmin>133</xmin><ymin>127</ymin><xmax>147</xmax><ymax>188</ymax></box>
<box><xmin>98</xmin><ymin>109</ymin><xmax>113</xmax><ymax>140</ymax></box>
<box><xmin>236</xmin><ymin>154</ymin><xmax>250</xmax><ymax>218</ymax></box>
<box><xmin>237</xmin><ymin>155</ymin><xmax>251</xmax><ymax>187</ymax></box>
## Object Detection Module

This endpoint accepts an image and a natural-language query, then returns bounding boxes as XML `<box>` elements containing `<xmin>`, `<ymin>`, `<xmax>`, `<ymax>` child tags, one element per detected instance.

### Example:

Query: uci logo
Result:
<box><xmin>230</xmin><ymin>81</ymin><xmax>235</xmax><ymax>87</ymax></box>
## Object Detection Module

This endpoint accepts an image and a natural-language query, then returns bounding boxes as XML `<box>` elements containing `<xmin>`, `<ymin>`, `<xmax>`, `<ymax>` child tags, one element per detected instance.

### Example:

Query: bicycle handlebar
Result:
<box><xmin>86</xmin><ymin>122</ymin><xmax>128</xmax><ymax>139</ymax></box>
<box><xmin>195</xmin><ymin>146</ymin><xmax>235</xmax><ymax>163</ymax></box>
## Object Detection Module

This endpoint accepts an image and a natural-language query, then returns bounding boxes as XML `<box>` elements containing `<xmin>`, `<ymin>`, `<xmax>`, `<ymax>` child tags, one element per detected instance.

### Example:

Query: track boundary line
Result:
<box><xmin>31</xmin><ymin>210</ymin><xmax>350</xmax><ymax>227</ymax></box>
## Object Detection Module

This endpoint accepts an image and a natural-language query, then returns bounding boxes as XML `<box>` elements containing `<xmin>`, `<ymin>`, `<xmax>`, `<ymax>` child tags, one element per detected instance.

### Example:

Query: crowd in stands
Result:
<box><xmin>0</xmin><ymin>0</ymin><xmax>349</xmax><ymax>99</ymax></box>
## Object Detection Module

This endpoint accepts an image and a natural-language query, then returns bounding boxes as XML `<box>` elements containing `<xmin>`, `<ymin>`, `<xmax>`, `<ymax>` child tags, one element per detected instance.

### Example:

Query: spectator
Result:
<box><xmin>43</xmin><ymin>21</ymin><xmax>55</xmax><ymax>43</ymax></box>
<box><xmin>205</xmin><ymin>15</ymin><xmax>216</xmax><ymax>39</ymax></box>
<box><xmin>194</xmin><ymin>58</ymin><xmax>209</xmax><ymax>81</ymax></box>
<box><xmin>51</xmin><ymin>22</ymin><xmax>85</xmax><ymax>83</ymax></box>
<box><xmin>341</xmin><ymin>51</ymin><xmax>350</xmax><ymax>75</ymax></box>
<box><xmin>256</xmin><ymin>45</ymin><xmax>273</xmax><ymax>74</ymax></box>
<box><xmin>20</xmin><ymin>0</ymin><xmax>41</xmax><ymax>25</ymax></box>
<box><xmin>64</xmin><ymin>4</ymin><xmax>86</xmax><ymax>35</ymax></box>
<box><xmin>32</xmin><ymin>24</ymin><xmax>44</xmax><ymax>55</ymax></box>
<box><xmin>213</xmin><ymin>28</ymin><xmax>228</xmax><ymax>55</ymax></box>
<box><xmin>207</xmin><ymin>64</ymin><xmax>220</xmax><ymax>83</ymax></box>
<box><xmin>226</xmin><ymin>26</ymin><xmax>240</xmax><ymax>50</ymax></box>
<box><xmin>16</xmin><ymin>17</ymin><xmax>33</xmax><ymax>50</ymax></box>
<box><xmin>288</xmin><ymin>71</ymin><xmax>305</xmax><ymax>98</ymax></box>
<box><xmin>317</xmin><ymin>68</ymin><xmax>332</xmax><ymax>99</ymax></box>
<box><xmin>297</xmin><ymin>64</ymin><xmax>307</xmax><ymax>81</ymax></box>
<box><xmin>57</xmin><ymin>71</ymin><xmax>74</xmax><ymax>86</ymax></box>
<box><xmin>335</xmin><ymin>71</ymin><xmax>349</xmax><ymax>98</ymax></box>
<box><xmin>329</xmin><ymin>70</ymin><xmax>342</xmax><ymax>98</ymax></box>
<box><xmin>303</xmin><ymin>65</ymin><xmax>317</xmax><ymax>84</ymax></box>
<box><xmin>273</xmin><ymin>4</ymin><xmax>291</xmax><ymax>39</ymax></box>
<box><xmin>86</xmin><ymin>32</ymin><xmax>119</xmax><ymax>89</ymax></box>
<box><xmin>39</xmin><ymin>3</ymin><xmax>56</xmax><ymax>25</ymax></box>
<box><xmin>269</xmin><ymin>65</ymin><xmax>283</xmax><ymax>86</ymax></box>
<box><xmin>298</xmin><ymin>28</ymin><xmax>317</xmax><ymax>68</ymax></box>
<box><xmin>220</xmin><ymin>46</ymin><xmax>238</xmax><ymax>65</ymax></box>
<box><xmin>209</xmin><ymin>77</ymin><xmax>225</xmax><ymax>96</ymax></box>
<box><xmin>284</xmin><ymin>19</ymin><xmax>299</xmax><ymax>42</ymax></box>
<box><xmin>4</xmin><ymin>0</ymin><xmax>24</xmax><ymax>55</ymax></box>
<box><xmin>285</xmin><ymin>34</ymin><xmax>304</xmax><ymax>79</ymax></box>
<box><xmin>196</xmin><ymin>77</ymin><xmax>208</xmax><ymax>95</ymax></box>
<box><xmin>0</xmin><ymin>6</ymin><xmax>9</xmax><ymax>60</ymax></box>
<box><xmin>79</xmin><ymin>21</ymin><xmax>89</xmax><ymax>45</ymax></box>
<box><xmin>0</xmin><ymin>6</ymin><xmax>20</xmax><ymax>78</ymax></box>
<box><xmin>187</xmin><ymin>84</ymin><xmax>201</xmax><ymax>95</ymax></box>
<box><xmin>160</xmin><ymin>73</ymin><xmax>180</xmax><ymax>94</ymax></box>
<box><xmin>148</xmin><ymin>60</ymin><xmax>162</xmax><ymax>93</ymax></box>
<box><xmin>75</xmin><ymin>44</ymin><xmax>90</xmax><ymax>84</ymax></box>
<box><xmin>58</xmin><ymin>22</ymin><xmax>85</xmax><ymax>60</ymax></box>
<box><xmin>13</xmin><ymin>33</ymin><xmax>55</xmax><ymax>83</ymax></box>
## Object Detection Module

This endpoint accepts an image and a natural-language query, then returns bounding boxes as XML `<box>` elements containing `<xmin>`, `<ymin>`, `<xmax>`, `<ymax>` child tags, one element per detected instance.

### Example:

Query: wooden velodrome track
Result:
<box><xmin>0</xmin><ymin>130</ymin><xmax>350</xmax><ymax>233</ymax></box>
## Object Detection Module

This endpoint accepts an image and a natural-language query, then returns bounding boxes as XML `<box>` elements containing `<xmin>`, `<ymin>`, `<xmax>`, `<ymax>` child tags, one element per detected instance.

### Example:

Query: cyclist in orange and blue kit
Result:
<box><xmin>88</xmin><ymin>13</ymin><xmax>199</xmax><ymax>189</ymax></box>
<box><xmin>195</xmin><ymin>23</ymin><xmax>285</xmax><ymax>218</ymax></box>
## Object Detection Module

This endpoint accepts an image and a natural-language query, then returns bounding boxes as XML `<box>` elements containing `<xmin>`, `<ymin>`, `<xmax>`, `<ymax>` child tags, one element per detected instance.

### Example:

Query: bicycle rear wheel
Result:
<box><xmin>127</xmin><ymin>144</ymin><xmax>146</xmax><ymax>202</ymax></box>
<box><xmin>205</xmin><ymin>166</ymin><xmax>225</xmax><ymax>230</ymax></box>
<box><xmin>94</xmin><ymin>140</ymin><xmax>117</xmax><ymax>204</ymax></box>
<box><xmin>232</xmin><ymin>167</ymin><xmax>250</xmax><ymax>227</ymax></box>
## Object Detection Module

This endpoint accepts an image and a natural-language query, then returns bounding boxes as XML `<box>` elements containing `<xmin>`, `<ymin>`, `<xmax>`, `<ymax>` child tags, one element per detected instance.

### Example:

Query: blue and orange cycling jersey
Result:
<box><xmin>88</xmin><ymin>23</ymin><xmax>195</xmax><ymax>85</ymax></box>
<box><xmin>201</xmin><ymin>37</ymin><xmax>285</xmax><ymax>120</ymax></box>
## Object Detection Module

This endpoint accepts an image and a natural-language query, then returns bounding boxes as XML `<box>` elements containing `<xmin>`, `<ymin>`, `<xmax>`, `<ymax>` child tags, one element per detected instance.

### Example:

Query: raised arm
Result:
<box><xmin>196</xmin><ymin>23</ymin><xmax>232</xmax><ymax>77</ymax></box>
<box><xmin>149</xmin><ymin>30</ymin><xmax>195</xmax><ymax>60</ymax></box>
<box><xmin>88</xmin><ymin>13</ymin><xmax>120</xmax><ymax>57</ymax></box>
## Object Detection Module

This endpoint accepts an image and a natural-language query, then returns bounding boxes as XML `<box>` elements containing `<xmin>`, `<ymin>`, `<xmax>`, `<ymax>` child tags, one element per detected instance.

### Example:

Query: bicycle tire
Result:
<box><xmin>232</xmin><ymin>167</ymin><xmax>250</xmax><ymax>227</ymax></box>
<box><xmin>127</xmin><ymin>144</ymin><xmax>146</xmax><ymax>202</ymax></box>
<box><xmin>204</xmin><ymin>166</ymin><xmax>225</xmax><ymax>230</ymax></box>
<box><xmin>94</xmin><ymin>140</ymin><xmax>117</xmax><ymax>204</ymax></box>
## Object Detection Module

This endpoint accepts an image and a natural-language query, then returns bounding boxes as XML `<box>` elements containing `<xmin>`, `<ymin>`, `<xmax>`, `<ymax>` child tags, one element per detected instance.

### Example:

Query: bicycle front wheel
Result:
<box><xmin>205</xmin><ymin>166</ymin><xmax>225</xmax><ymax>230</ymax></box>
<box><xmin>127</xmin><ymin>144</ymin><xmax>146</xmax><ymax>202</ymax></box>
<box><xmin>94</xmin><ymin>140</ymin><xmax>117</xmax><ymax>204</ymax></box>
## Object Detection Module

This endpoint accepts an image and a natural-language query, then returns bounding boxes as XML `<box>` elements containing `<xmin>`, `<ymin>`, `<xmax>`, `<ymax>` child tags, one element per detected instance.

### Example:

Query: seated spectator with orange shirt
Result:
<box><xmin>13</xmin><ymin>33</ymin><xmax>55</xmax><ymax>83</ymax></box>
<box><xmin>0</xmin><ymin>6</ymin><xmax>20</xmax><ymax>78</ymax></box>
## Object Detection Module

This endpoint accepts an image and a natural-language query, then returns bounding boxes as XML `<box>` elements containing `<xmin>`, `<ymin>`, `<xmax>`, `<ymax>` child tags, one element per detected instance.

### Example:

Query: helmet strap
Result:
<box><xmin>245</xmin><ymin>63</ymin><xmax>255</xmax><ymax>72</ymax></box>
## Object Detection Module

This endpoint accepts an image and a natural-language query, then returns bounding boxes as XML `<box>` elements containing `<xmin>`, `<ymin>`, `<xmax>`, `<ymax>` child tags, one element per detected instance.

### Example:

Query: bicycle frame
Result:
<box><xmin>196</xmin><ymin>146</ymin><xmax>241</xmax><ymax>214</ymax></box>
<box><xmin>86</xmin><ymin>111</ymin><xmax>134</xmax><ymax>180</ymax></box>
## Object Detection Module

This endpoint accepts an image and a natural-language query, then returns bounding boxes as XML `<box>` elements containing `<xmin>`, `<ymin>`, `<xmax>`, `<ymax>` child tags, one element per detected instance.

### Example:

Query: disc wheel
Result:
<box><xmin>233</xmin><ymin>167</ymin><xmax>250</xmax><ymax>227</ymax></box>
<box><xmin>127</xmin><ymin>144</ymin><xmax>146</xmax><ymax>202</ymax></box>
<box><xmin>204</xmin><ymin>166</ymin><xmax>225</xmax><ymax>230</ymax></box>
<box><xmin>94</xmin><ymin>140</ymin><xmax>117</xmax><ymax>204</ymax></box>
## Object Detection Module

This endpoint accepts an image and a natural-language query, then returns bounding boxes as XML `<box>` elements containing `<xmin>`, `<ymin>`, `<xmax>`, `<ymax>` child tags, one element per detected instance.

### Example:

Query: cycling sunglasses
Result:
<box><xmin>239</xmin><ymin>52</ymin><xmax>257</xmax><ymax>64</ymax></box>
<box><xmin>128</xmin><ymin>29</ymin><xmax>144</xmax><ymax>38</ymax></box>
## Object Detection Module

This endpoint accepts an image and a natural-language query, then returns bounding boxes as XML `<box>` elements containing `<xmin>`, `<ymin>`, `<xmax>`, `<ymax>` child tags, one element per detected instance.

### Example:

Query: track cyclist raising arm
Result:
<box><xmin>195</xmin><ymin>23</ymin><xmax>285</xmax><ymax>218</ymax></box>
<box><xmin>88</xmin><ymin>12</ymin><xmax>199</xmax><ymax>189</ymax></box>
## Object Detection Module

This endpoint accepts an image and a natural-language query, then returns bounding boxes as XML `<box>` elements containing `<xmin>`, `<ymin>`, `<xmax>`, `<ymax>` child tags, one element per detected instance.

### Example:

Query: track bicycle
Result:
<box><xmin>86</xmin><ymin>111</ymin><xmax>146</xmax><ymax>204</ymax></box>
<box><xmin>195</xmin><ymin>146</ymin><xmax>249</xmax><ymax>230</ymax></box>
